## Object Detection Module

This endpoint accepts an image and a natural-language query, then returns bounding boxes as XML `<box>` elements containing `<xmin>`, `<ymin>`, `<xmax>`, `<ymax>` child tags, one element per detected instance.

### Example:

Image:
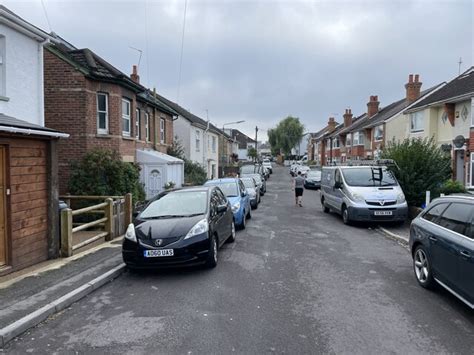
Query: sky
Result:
<box><xmin>4</xmin><ymin>0</ymin><xmax>473</xmax><ymax>140</ymax></box>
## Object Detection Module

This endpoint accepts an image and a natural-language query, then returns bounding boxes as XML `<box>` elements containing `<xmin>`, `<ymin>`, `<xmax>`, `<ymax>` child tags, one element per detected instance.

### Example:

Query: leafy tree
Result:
<box><xmin>167</xmin><ymin>136</ymin><xmax>185</xmax><ymax>160</ymax></box>
<box><xmin>381</xmin><ymin>137</ymin><xmax>451</xmax><ymax>207</ymax></box>
<box><xmin>69</xmin><ymin>149</ymin><xmax>146</xmax><ymax>202</ymax></box>
<box><xmin>247</xmin><ymin>147</ymin><xmax>258</xmax><ymax>161</ymax></box>
<box><xmin>268</xmin><ymin>116</ymin><xmax>304</xmax><ymax>156</ymax></box>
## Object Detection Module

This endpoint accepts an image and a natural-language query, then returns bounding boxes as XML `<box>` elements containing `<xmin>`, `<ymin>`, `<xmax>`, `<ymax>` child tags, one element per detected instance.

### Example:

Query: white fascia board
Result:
<box><xmin>0</xmin><ymin>10</ymin><xmax>52</xmax><ymax>42</ymax></box>
<box><xmin>0</xmin><ymin>125</ymin><xmax>69</xmax><ymax>138</ymax></box>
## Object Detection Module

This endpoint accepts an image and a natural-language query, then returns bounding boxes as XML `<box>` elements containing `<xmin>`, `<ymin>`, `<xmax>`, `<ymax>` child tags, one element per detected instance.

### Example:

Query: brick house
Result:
<box><xmin>43</xmin><ymin>41</ymin><xmax>183</xmax><ymax>196</ymax></box>
<box><xmin>0</xmin><ymin>6</ymin><xmax>68</xmax><ymax>275</ymax></box>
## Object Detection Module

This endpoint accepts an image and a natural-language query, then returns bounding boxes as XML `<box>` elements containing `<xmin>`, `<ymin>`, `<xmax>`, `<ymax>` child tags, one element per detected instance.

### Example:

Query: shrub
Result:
<box><xmin>164</xmin><ymin>181</ymin><xmax>176</xmax><ymax>190</ymax></box>
<box><xmin>68</xmin><ymin>149</ymin><xmax>146</xmax><ymax>202</ymax></box>
<box><xmin>381</xmin><ymin>137</ymin><xmax>451</xmax><ymax>207</ymax></box>
<box><xmin>184</xmin><ymin>160</ymin><xmax>207</xmax><ymax>185</ymax></box>
<box><xmin>439</xmin><ymin>179</ymin><xmax>467</xmax><ymax>195</ymax></box>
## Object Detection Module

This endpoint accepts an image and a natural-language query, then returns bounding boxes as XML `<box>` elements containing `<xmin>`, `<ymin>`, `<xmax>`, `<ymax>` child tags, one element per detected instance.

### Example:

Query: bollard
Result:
<box><xmin>104</xmin><ymin>198</ymin><xmax>114</xmax><ymax>241</ymax></box>
<box><xmin>124</xmin><ymin>193</ymin><xmax>133</xmax><ymax>226</ymax></box>
<box><xmin>60</xmin><ymin>208</ymin><xmax>73</xmax><ymax>257</ymax></box>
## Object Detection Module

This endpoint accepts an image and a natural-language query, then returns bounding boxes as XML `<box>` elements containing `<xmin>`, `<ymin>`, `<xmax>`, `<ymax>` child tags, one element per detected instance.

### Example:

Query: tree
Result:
<box><xmin>381</xmin><ymin>137</ymin><xmax>451</xmax><ymax>207</ymax></box>
<box><xmin>68</xmin><ymin>149</ymin><xmax>146</xmax><ymax>202</ymax></box>
<box><xmin>268</xmin><ymin>116</ymin><xmax>304</xmax><ymax>156</ymax></box>
<box><xmin>247</xmin><ymin>147</ymin><xmax>258</xmax><ymax>161</ymax></box>
<box><xmin>167</xmin><ymin>136</ymin><xmax>185</xmax><ymax>160</ymax></box>
<box><xmin>168</xmin><ymin>136</ymin><xmax>207</xmax><ymax>185</ymax></box>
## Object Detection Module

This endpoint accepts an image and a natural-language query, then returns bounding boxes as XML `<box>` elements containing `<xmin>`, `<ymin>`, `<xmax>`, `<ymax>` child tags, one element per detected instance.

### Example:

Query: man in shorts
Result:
<box><xmin>293</xmin><ymin>171</ymin><xmax>305</xmax><ymax>206</ymax></box>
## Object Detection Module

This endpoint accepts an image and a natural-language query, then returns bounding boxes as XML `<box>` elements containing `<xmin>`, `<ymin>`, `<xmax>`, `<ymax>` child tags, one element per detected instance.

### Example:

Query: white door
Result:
<box><xmin>455</xmin><ymin>150</ymin><xmax>465</xmax><ymax>184</ymax></box>
<box><xmin>147</xmin><ymin>168</ymin><xmax>163</xmax><ymax>199</ymax></box>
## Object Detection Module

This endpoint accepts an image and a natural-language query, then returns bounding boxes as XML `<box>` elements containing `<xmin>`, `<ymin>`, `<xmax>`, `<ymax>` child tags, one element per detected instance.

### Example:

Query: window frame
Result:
<box><xmin>346</xmin><ymin>134</ymin><xmax>352</xmax><ymax>147</ymax></box>
<box><xmin>145</xmin><ymin>113</ymin><xmax>150</xmax><ymax>142</ymax></box>
<box><xmin>96</xmin><ymin>92</ymin><xmax>109</xmax><ymax>135</ymax></box>
<box><xmin>160</xmin><ymin>118</ymin><xmax>165</xmax><ymax>144</ymax></box>
<box><xmin>374</xmin><ymin>125</ymin><xmax>384</xmax><ymax>142</ymax></box>
<box><xmin>195</xmin><ymin>130</ymin><xmax>201</xmax><ymax>152</ymax></box>
<box><xmin>410</xmin><ymin>111</ymin><xmax>424</xmax><ymax>133</ymax></box>
<box><xmin>135</xmin><ymin>108</ymin><xmax>141</xmax><ymax>140</ymax></box>
<box><xmin>122</xmin><ymin>98</ymin><xmax>131</xmax><ymax>137</ymax></box>
<box><xmin>212</xmin><ymin>136</ymin><xmax>217</xmax><ymax>153</ymax></box>
<box><xmin>332</xmin><ymin>137</ymin><xmax>340</xmax><ymax>149</ymax></box>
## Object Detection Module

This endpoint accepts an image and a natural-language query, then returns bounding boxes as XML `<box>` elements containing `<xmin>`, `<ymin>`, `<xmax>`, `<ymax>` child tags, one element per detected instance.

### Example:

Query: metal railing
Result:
<box><xmin>59</xmin><ymin>194</ymin><xmax>132</xmax><ymax>257</ymax></box>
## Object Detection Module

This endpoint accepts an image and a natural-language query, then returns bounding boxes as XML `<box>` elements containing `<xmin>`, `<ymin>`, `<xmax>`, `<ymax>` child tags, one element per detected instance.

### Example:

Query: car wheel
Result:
<box><xmin>241</xmin><ymin>214</ymin><xmax>246</xmax><ymax>229</ymax></box>
<box><xmin>206</xmin><ymin>235</ymin><xmax>218</xmax><ymax>268</ymax></box>
<box><xmin>321</xmin><ymin>198</ymin><xmax>330</xmax><ymax>213</ymax></box>
<box><xmin>342</xmin><ymin>206</ymin><xmax>351</xmax><ymax>225</ymax></box>
<box><xmin>254</xmin><ymin>202</ymin><xmax>258</xmax><ymax>210</ymax></box>
<box><xmin>247</xmin><ymin>208</ymin><xmax>252</xmax><ymax>219</ymax></box>
<box><xmin>413</xmin><ymin>245</ymin><xmax>435</xmax><ymax>289</ymax></box>
<box><xmin>227</xmin><ymin>221</ymin><xmax>236</xmax><ymax>243</ymax></box>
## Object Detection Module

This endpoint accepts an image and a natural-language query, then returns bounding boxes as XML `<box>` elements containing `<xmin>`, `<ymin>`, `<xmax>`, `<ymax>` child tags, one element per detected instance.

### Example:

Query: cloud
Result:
<box><xmin>4</xmin><ymin>0</ymin><xmax>473</xmax><ymax>140</ymax></box>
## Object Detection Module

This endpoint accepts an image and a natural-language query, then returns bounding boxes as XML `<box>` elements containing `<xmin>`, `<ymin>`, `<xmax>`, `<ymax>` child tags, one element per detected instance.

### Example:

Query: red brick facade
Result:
<box><xmin>44</xmin><ymin>49</ymin><xmax>174</xmax><ymax>193</ymax></box>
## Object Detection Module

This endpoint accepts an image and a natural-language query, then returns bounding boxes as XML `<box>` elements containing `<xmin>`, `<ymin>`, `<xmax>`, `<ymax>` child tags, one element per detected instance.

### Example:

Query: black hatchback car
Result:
<box><xmin>410</xmin><ymin>195</ymin><xmax>474</xmax><ymax>309</ymax></box>
<box><xmin>123</xmin><ymin>186</ymin><xmax>235</xmax><ymax>269</ymax></box>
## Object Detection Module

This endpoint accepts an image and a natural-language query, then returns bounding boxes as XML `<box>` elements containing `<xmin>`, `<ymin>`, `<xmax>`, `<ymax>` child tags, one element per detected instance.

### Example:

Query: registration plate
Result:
<box><xmin>144</xmin><ymin>249</ymin><xmax>174</xmax><ymax>258</ymax></box>
<box><xmin>374</xmin><ymin>211</ymin><xmax>393</xmax><ymax>216</ymax></box>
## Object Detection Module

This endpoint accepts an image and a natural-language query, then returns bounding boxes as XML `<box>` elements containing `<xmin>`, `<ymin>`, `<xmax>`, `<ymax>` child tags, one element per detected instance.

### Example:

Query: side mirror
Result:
<box><xmin>133</xmin><ymin>201</ymin><xmax>146</xmax><ymax>218</ymax></box>
<box><xmin>334</xmin><ymin>181</ymin><xmax>342</xmax><ymax>189</ymax></box>
<box><xmin>217</xmin><ymin>204</ymin><xmax>227</xmax><ymax>213</ymax></box>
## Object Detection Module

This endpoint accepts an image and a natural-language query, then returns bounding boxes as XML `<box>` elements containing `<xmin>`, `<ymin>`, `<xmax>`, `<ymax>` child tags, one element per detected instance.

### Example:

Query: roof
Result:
<box><xmin>136</xmin><ymin>149</ymin><xmax>183</xmax><ymax>165</ymax></box>
<box><xmin>153</xmin><ymin>93</ymin><xmax>210</xmax><ymax>129</ymax></box>
<box><xmin>408</xmin><ymin>68</ymin><xmax>474</xmax><ymax>111</ymax></box>
<box><xmin>137</xmin><ymin>90</ymin><xmax>178</xmax><ymax>116</ymax></box>
<box><xmin>0</xmin><ymin>113</ymin><xmax>68</xmax><ymax>138</ymax></box>
<box><xmin>330</xmin><ymin>114</ymin><xmax>366</xmax><ymax>137</ymax></box>
<box><xmin>0</xmin><ymin>5</ymin><xmax>51</xmax><ymax>41</ymax></box>
<box><xmin>229</xmin><ymin>129</ymin><xmax>256</xmax><ymax>149</ymax></box>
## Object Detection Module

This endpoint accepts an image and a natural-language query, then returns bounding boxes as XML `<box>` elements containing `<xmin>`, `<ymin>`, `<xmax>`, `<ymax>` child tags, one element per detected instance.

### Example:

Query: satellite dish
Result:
<box><xmin>453</xmin><ymin>135</ymin><xmax>465</xmax><ymax>148</ymax></box>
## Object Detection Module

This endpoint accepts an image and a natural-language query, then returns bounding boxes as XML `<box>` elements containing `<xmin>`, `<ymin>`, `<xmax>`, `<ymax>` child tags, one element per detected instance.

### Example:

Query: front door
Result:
<box><xmin>0</xmin><ymin>146</ymin><xmax>6</xmax><ymax>267</ymax></box>
<box><xmin>147</xmin><ymin>168</ymin><xmax>162</xmax><ymax>200</ymax></box>
<box><xmin>455</xmin><ymin>150</ymin><xmax>465</xmax><ymax>184</ymax></box>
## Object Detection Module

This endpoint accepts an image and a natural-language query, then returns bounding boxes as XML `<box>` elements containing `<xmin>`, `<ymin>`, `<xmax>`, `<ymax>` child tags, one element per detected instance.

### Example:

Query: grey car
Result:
<box><xmin>241</xmin><ymin>173</ymin><xmax>266</xmax><ymax>195</ymax></box>
<box><xmin>241</xmin><ymin>177</ymin><xmax>260</xmax><ymax>209</ymax></box>
<box><xmin>409</xmin><ymin>195</ymin><xmax>474</xmax><ymax>309</ymax></box>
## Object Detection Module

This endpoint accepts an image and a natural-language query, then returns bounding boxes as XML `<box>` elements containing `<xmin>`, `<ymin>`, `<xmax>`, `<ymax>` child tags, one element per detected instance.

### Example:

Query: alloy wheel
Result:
<box><xmin>212</xmin><ymin>237</ymin><xmax>218</xmax><ymax>264</ymax></box>
<box><xmin>414</xmin><ymin>249</ymin><xmax>429</xmax><ymax>283</ymax></box>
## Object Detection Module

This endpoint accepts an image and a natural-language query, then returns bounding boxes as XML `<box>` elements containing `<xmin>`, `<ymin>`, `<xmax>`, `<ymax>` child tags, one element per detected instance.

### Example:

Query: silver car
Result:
<box><xmin>241</xmin><ymin>177</ymin><xmax>261</xmax><ymax>209</ymax></box>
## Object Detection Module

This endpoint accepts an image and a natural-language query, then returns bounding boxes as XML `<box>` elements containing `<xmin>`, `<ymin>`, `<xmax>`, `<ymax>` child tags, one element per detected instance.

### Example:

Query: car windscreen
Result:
<box><xmin>341</xmin><ymin>167</ymin><xmax>397</xmax><ymax>187</ymax></box>
<box><xmin>242</xmin><ymin>178</ymin><xmax>256</xmax><ymax>188</ymax></box>
<box><xmin>240</xmin><ymin>165</ymin><xmax>255</xmax><ymax>174</ymax></box>
<box><xmin>140</xmin><ymin>191</ymin><xmax>208</xmax><ymax>218</ymax></box>
<box><xmin>207</xmin><ymin>182</ymin><xmax>239</xmax><ymax>197</ymax></box>
<box><xmin>307</xmin><ymin>171</ymin><xmax>321</xmax><ymax>179</ymax></box>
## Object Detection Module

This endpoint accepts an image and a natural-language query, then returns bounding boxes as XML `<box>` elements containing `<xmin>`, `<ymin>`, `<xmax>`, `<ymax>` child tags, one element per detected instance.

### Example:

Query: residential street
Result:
<box><xmin>4</xmin><ymin>166</ymin><xmax>474</xmax><ymax>354</ymax></box>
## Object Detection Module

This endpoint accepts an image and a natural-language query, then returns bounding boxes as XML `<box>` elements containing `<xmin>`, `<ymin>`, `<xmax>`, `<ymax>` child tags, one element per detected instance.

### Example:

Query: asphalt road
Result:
<box><xmin>4</xmin><ymin>166</ymin><xmax>474</xmax><ymax>354</ymax></box>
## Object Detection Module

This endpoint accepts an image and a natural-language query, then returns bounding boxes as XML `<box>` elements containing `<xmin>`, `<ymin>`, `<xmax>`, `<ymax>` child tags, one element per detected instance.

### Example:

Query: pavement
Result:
<box><xmin>2</xmin><ymin>166</ymin><xmax>474</xmax><ymax>353</ymax></box>
<box><xmin>0</xmin><ymin>239</ymin><xmax>125</xmax><ymax>348</ymax></box>
<box><xmin>376</xmin><ymin>221</ymin><xmax>410</xmax><ymax>244</ymax></box>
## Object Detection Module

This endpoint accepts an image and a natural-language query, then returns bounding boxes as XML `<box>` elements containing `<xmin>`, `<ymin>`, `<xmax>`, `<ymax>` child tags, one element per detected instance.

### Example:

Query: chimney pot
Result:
<box><xmin>409</xmin><ymin>74</ymin><xmax>413</xmax><ymax>83</ymax></box>
<box><xmin>415</xmin><ymin>74</ymin><xmax>419</xmax><ymax>83</ymax></box>
<box><xmin>130</xmin><ymin>65</ymin><xmax>140</xmax><ymax>84</ymax></box>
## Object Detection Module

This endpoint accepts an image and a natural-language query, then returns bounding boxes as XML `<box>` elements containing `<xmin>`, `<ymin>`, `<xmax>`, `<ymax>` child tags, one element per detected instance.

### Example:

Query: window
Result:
<box><xmin>122</xmin><ymin>99</ymin><xmax>131</xmax><ymax>136</ymax></box>
<box><xmin>96</xmin><ymin>93</ymin><xmax>108</xmax><ymax>134</ymax></box>
<box><xmin>374</xmin><ymin>125</ymin><xmax>384</xmax><ymax>141</ymax></box>
<box><xmin>437</xmin><ymin>203</ymin><xmax>474</xmax><ymax>238</ymax></box>
<box><xmin>422</xmin><ymin>203</ymin><xmax>449</xmax><ymax>223</ymax></box>
<box><xmin>195</xmin><ymin>130</ymin><xmax>201</xmax><ymax>151</ymax></box>
<box><xmin>410</xmin><ymin>111</ymin><xmax>424</xmax><ymax>132</ymax></box>
<box><xmin>212</xmin><ymin>136</ymin><xmax>217</xmax><ymax>153</ymax></box>
<box><xmin>0</xmin><ymin>36</ymin><xmax>5</xmax><ymax>97</ymax></box>
<box><xmin>332</xmin><ymin>138</ymin><xmax>340</xmax><ymax>149</ymax></box>
<box><xmin>160</xmin><ymin>118</ymin><xmax>165</xmax><ymax>144</ymax></box>
<box><xmin>135</xmin><ymin>108</ymin><xmax>141</xmax><ymax>140</ymax></box>
<box><xmin>346</xmin><ymin>134</ymin><xmax>352</xmax><ymax>147</ymax></box>
<box><xmin>353</xmin><ymin>131</ymin><xmax>364</xmax><ymax>146</ymax></box>
<box><xmin>326</xmin><ymin>139</ymin><xmax>331</xmax><ymax>148</ymax></box>
<box><xmin>441</xmin><ymin>111</ymin><xmax>448</xmax><ymax>125</ymax></box>
<box><xmin>146</xmin><ymin>113</ymin><xmax>150</xmax><ymax>142</ymax></box>
<box><xmin>461</xmin><ymin>105</ymin><xmax>469</xmax><ymax>122</ymax></box>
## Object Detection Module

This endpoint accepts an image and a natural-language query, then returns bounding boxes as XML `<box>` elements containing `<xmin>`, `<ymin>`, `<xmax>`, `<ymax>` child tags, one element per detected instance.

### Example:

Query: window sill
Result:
<box><xmin>0</xmin><ymin>96</ymin><xmax>10</xmax><ymax>102</ymax></box>
<box><xmin>122</xmin><ymin>136</ymin><xmax>136</xmax><ymax>141</ymax></box>
<box><xmin>410</xmin><ymin>130</ymin><xmax>424</xmax><ymax>134</ymax></box>
<box><xmin>96</xmin><ymin>134</ymin><xmax>112</xmax><ymax>139</ymax></box>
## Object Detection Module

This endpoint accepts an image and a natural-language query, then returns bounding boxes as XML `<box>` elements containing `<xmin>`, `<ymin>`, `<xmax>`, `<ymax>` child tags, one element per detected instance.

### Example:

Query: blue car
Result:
<box><xmin>204</xmin><ymin>178</ymin><xmax>251</xmax><ymax>229</ymax></box>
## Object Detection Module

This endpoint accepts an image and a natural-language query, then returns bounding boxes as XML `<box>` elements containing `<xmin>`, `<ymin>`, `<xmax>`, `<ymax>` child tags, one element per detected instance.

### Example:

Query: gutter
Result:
<box><xmin>0</xmin><ymin>10</ymin><xmax>52</xmax><ymax>41</ymax></box>
<box><xmin>0</xmin><ymin>126</ymin><xmax>69</xmax><ymax>138</ymax></box>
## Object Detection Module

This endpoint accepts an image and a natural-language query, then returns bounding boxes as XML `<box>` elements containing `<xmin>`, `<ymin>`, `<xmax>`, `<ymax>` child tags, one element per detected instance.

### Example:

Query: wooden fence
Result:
<box><xmin>59</xmin><ymin>194</ymin><xmax>132</xmax><ymax>257</ymax></box>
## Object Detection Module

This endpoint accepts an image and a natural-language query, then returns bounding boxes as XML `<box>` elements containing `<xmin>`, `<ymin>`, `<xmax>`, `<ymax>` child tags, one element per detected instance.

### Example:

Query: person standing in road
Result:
<box><xmin>293</xmin><ymin>171</ymin><xmax>305</xmax><ymax>206</ymax></box>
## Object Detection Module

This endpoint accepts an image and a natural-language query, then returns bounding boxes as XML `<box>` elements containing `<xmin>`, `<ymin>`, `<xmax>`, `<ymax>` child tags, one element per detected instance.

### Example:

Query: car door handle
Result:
<box><xmin>460</xmin><ymin>250</ymin><xmax>471</xmax><ymax>258</ymax></box>
<box><xmin>429</xmin><ymin>236</ymin><xmax>437</xmax><ymax>242</ymax></box>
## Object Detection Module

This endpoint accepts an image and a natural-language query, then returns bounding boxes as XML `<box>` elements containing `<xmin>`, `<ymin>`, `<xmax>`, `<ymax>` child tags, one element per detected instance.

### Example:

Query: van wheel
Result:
<box><xmin>321</xmin><ymin>198</ymin><xmax>330</xmax><ymax>213</ymax></box>
<box><xmin>342</xmin><ymin>206</ymin><xmax>352</xmax><ymax>225</ymax></box>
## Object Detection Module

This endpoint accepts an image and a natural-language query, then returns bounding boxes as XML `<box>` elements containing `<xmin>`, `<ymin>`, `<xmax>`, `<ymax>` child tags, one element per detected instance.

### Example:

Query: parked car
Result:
<box><xmin>241</xmin><ymin>173</ymin><xmax>266</xmax><ymax>195</ymax></box>
<box><xmin>410</xmin><ymin>195</ymin><xmax>474</xmax><ymax>309</ymax></box>
<box><xmin>290</xmin><ymin>163</ymin><xmax>300</xmax><ymax>176</ymax></box>
<box><xmin>262</xmin><ymin>166</ymin><xmax>270</xmax><ymax>180</ymax></box>
<box><xmin>304</xmin><ymin>170</ymin><xmax>322</xmax><ymax>189</ymax></box>
<box><xmin>241</xmin><ymin>176</ymin><xmax>260</xmax><ymax>209</ymax></box>
<box><xmin>262</xmin><ymin>159</ymin><xmax>273</xmax><ymax>174</ymax></box>
<box><xmin>295</xmin><ymin>165</ymin><xmax>310</xmax><ymax>176</ymax></box>
<box><xmin>205</xmin><ymin>178</ymin><xmax>251</xmax><ymax>229</ymax></box>
<box><xmin>122</xmin><ymin>186</ymin><xmax>234</xmax><ymax>269</ymax></box>
<box><xmin>320</xmin><ymin>163</ymin><xmax>408</xmax><ymax>224</ymax></box>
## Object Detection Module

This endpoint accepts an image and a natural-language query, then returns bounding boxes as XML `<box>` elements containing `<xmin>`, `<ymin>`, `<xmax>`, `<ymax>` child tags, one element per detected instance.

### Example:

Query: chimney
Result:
<box><xmin>367</xmin><ymin>95</ymin><xmax>379</xmax><ymax>118</ymax></box>
<box><xmin>328</xmin><ymin>116</ymin><xmax>336</xmax><ymax>133</ymax></box>
<box><xmin>130</xmin><ymin>65</ymin><xmax>140</xmax><ymax>84</ymax></box>
<box><xmin>343</xmin><ymin>108</ymin><xmax>353</xmax><ymax>127</ymax></box>
<box><xmin>405</xmin><ymin>74</ymin><xmax>422</xmax><ymax>103</ymax></box>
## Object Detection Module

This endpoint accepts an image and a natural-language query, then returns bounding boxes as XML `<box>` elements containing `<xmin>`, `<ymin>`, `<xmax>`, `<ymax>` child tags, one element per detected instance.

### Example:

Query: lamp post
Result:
<box><xmin>221</xmin><ymin>120</ymin><xmax>245</xmax><ymax>175</ymax></box>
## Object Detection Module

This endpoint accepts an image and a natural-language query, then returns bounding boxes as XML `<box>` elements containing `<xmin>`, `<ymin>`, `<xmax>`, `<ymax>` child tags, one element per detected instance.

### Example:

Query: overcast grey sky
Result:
<box><xmin>5</xmin><ymin>0</ymin><xmax>473</xmax><ymax>139</ymax></box>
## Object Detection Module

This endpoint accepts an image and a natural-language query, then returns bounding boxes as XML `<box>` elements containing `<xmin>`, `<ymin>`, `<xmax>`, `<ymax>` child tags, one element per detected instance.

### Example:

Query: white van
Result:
<box><xmin>320</xmin><ymin>161</ymin><xmax>408</xmax><ymax>224</ymax></box>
